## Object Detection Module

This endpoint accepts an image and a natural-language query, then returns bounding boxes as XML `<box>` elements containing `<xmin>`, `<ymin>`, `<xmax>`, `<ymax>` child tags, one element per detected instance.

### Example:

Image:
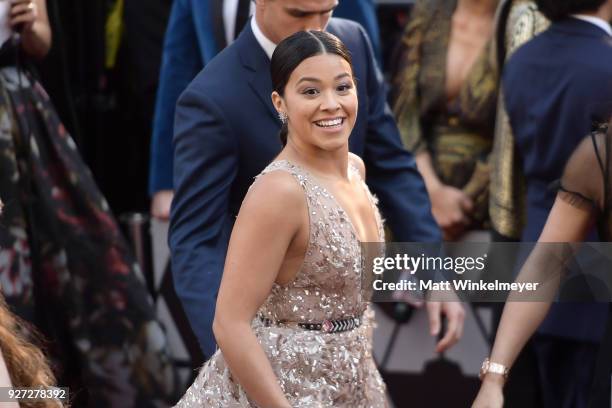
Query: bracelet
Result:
<box><xmin>479</xmin><ymin>357</ymin><xmax>510</xmax><ymax>380</ymax></box>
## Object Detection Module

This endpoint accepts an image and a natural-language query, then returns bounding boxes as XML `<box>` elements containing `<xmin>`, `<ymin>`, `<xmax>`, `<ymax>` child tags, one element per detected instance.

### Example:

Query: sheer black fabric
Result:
<box><xmin>559</xmin><ymin>124</ymin><xmax>611</xmax><ymax>240</ymax></box>
<box><xmin>558</xmin><ymin>124</ymin><xmax>612</xmax><ymax>406</ymax></box>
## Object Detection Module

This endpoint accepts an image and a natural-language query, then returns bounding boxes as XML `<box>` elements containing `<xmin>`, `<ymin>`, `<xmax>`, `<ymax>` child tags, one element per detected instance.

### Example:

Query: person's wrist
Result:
<box><xmin>153</xmin><ymin>190</ymin><xmax>168</xmax><ymax>197</ymax></box>
<box><xmin>481</xmin><ymin>372</ymin><xmax>506</xmax><ymax>387</ymax></box>
<box><xmin>480</xmin><ymin>357</ymin><xmax>509</xmax><ymax>383</ymax></box>
<box><xmin>425</xmin><ymin>178</ymin><xmax>443</xmax><ymax>197</ymax></box>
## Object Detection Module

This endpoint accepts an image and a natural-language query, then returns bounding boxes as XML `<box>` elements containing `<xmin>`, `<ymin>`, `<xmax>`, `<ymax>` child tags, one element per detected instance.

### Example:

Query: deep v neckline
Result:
<box><xmin>279</xmin><ymin>160</ymin><xmax>382</xmax><ymax>243</ymax></box>
<box><xmin>441</xmin><ymin>0</ymin><xmax>492</xmax><ymax>108</ymax></box>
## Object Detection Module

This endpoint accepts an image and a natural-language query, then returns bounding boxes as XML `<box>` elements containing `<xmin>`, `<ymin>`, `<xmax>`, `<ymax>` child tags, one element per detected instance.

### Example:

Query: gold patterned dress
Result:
<box><xmin>175</xmin><ymin>160</ymin><xmax>388</xmax><ymax>407</ymax></box>
<box><xmin>393</xmin><ymin>0</ymin><xmax>500</xmax><ymax>229</ymax></box>
<box><xmin>489</xmin><ymin>0</ymin><xmax>550</xmax><ymax>239</ymax></box>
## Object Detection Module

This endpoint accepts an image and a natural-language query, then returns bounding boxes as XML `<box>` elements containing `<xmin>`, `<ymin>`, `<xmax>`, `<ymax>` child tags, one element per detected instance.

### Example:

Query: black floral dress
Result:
<box><xmin>0</xmin><ymin>42</ymin><xmax>178</xmax><ymax>406</ymax></box>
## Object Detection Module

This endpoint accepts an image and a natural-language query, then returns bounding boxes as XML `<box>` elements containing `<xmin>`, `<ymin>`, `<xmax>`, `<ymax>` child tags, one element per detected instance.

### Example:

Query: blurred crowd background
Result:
<box><xmin>39</xmin><ymin>0</ymin><xmax>411</xmax><ymax>218</ymax></box>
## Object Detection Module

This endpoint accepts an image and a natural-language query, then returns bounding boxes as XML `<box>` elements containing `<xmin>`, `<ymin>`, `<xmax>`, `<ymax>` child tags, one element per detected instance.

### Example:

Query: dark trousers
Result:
<box><xmin>503</xmin><ymin>335</ymin><xmax>598</xmax><ymax>408</ymax></box>
<box><xmin>534</xmin><ymin>335</ymin><xmax>599</xmax><ymax>408</ymax></box>
<box><xmin>589</xmin><ymin>304</ymin><xmax>612</xmax><ymax>408</ymax></box>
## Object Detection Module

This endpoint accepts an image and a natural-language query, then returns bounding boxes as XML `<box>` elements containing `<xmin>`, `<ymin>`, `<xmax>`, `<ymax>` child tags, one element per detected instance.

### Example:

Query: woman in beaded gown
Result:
<box><xmin>473</xmin><ymin>122</ymin><xmax>612</xmax><ymax>407</ymax></box>
<box><xmin>175</xmin><ymin>31</ymin><xmax>388</xmax><ymax>408</ymax></box>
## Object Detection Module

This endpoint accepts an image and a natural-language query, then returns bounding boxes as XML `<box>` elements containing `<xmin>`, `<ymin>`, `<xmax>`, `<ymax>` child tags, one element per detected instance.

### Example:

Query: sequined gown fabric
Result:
<box><xmin>175</xmin><ymin>160</ymin><xmax>388</xmax><ymax>407</ymax></box>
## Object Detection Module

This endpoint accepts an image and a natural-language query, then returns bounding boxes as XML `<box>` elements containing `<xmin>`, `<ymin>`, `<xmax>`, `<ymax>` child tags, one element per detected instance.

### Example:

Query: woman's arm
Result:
<box><xmin>472</xmin><ymin>196</ymin><xmax>595</xmax><ymax>407</ymax></box>
<box><xmin>489</xmin><ymin>198</ymin><xmax>593</xmax><ymax>363</ymax></box>
<box><xmin>212</xmin><ymin>171</ymin><xmax>307</xmax><ymax>408</ymax></box>
<box><xmin>10</xmin><ymin>0</ymin><xmax>51</xmax><ymax>59</ymax></box>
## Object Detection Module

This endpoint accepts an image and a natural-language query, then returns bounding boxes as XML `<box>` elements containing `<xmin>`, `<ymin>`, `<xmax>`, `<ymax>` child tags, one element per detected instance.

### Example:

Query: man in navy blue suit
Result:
<box><xmin>502</xmin><ymin>0</ymin><xmax>612</xmax><ymax>406</ymax></box>
<box><xmin>169</xmin><ymin>0</ymin><xmax>465</xmax><ymax>358</ymax></box>
<box><xmin>149</xmin><ymin>0</ymin><xmax>382</xmax><ymax>220</ymax></box>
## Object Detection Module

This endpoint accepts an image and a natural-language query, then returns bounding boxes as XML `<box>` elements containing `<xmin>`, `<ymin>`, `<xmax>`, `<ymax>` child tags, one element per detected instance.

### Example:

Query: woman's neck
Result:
<box><xmin>456</xmin><ymin>0</ymin><xmax>497</xmax><ymax>16</ymax></box>
<box><xmin>283</xmin><ymin>139</ymin><xmax>349</xmax><ymax>181</ymax></box>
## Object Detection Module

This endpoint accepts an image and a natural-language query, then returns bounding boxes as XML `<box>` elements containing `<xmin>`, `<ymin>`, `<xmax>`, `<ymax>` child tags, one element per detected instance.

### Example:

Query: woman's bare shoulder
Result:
<box><xmin>348</xmin><ymin>153</ymin><xmax>366</xmax><ymax>180</ymax></box>
<box><xmin>243</xmin><ymin>169</ymin><xmax>306</xmax><ymax>219</ymax></box>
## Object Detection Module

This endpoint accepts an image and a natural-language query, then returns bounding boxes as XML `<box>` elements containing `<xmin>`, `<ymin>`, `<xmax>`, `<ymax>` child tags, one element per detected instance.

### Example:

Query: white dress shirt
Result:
<box><xmin>251</xmin><ymin>13</ymin><xmax>277</xmax><ymax>60</ymax></box>
<box><xmin>223</xmin><ymin>0</ymin><xmax>256</xmax><ymax>46</ymax></box>
<box><xmin>571</xmin><ymin>14</ymin><xmax>612</xmax><ymax>36</ymax></box>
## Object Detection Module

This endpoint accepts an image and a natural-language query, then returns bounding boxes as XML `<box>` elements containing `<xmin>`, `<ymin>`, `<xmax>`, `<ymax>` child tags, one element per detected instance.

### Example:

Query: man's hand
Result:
<box><xmin>426</xmin><ymin>300</ymin><xmax>465</xmax><ymax>353</ymax></box>
<box><xmin>151</xmin><ymin>190</ymin><xmax>174</xmax><ymax>221</ymax></box>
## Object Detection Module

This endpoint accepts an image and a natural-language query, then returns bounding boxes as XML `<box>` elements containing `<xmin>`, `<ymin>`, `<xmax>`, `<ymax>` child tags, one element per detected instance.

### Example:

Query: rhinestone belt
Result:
<box><xmin>259</xmin><ymin>315</ymin><xmax>362</xmax><ymax>333</ymax></box>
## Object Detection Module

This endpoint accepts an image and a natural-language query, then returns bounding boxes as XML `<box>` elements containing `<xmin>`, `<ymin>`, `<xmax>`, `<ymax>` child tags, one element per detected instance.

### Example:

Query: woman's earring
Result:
<box><xmin>278</xmin><ymin>111</ymin><xmax>288</xmax><ymax>124</ymax></box>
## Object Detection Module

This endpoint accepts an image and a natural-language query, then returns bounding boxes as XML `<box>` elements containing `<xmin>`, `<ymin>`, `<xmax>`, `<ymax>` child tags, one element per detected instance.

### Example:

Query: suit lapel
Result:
<box><xmin>237</xmin><ymin>23</ymin><xmax>278</xmax><ymax>121</ymax></box>
<box><xmin>211</xmin><ymin>0</ymin><xmax>227</xmax><ymax>51</ymax></box>
<box><xmin>249</xmin><ymin>70</ymin><xmax>278</xmax><ymax>121</ymax></box>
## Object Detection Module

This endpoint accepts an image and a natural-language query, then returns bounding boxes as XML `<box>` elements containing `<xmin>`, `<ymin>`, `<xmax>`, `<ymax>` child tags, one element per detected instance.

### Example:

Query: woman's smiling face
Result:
<box><xmin>273</xmin><ymin>52</ymin><xmax>357</xmax><ymax>152</ymax></box>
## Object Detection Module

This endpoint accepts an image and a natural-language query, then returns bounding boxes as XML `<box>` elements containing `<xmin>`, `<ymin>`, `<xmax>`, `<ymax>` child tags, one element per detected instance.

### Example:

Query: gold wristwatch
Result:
<box><xmin>479</xmin><ymin>357</ymin><xmax>510</xmax><ymax>380</ymax></box>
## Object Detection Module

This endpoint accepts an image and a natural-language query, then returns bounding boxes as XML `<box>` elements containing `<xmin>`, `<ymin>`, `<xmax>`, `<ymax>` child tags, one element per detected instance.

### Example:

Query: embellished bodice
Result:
<box><xmin>175</xmin><ymin>159</ymin><xmax>390</xmax><ymax>408</ymax></box>
<box><xmin>255</xmin><ymin>160</ymin><xmax>384</xmax><ymax>323</ymax></box>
